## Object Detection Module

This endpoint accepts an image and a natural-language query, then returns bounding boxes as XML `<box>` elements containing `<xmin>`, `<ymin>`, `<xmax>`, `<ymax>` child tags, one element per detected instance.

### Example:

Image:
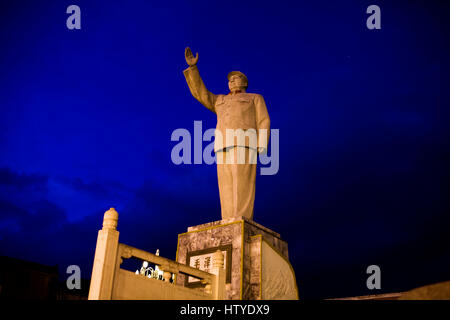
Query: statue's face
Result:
<box><xmin>228</xmin><ymin>75</ymin><xmax>247</xmax><ymax>92</ymax></box>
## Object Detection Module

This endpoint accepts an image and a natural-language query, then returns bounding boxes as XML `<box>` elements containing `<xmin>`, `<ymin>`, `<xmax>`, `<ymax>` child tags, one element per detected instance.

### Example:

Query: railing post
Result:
<box><xmin>163</xmin><ymin>271</ymin><xmax>172</xmax><ymax>283</ymax></box>
<box><xmin>212</xmin><ymin>250</ymin><xmax>226</xmax><ymax>300</ymax></box>
<box><xmin>88</xmin><ymin>208</ymin><xmax>120</xmax><ymax>300</ymax></box>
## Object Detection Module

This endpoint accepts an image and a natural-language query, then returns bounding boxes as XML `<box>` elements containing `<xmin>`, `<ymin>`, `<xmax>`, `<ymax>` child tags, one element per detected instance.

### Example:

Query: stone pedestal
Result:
<box><xmin>176</xmin><ymin>217</ymin><xmax>298</xmax><ymax>300</ymax></box>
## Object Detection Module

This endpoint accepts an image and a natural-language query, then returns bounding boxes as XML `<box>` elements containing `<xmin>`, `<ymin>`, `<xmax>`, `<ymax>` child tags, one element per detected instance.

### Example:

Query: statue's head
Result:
<box><xmin>227</xmin><ymin>71</ymin><xmax>248</xmax><ymax>93</ymax></box>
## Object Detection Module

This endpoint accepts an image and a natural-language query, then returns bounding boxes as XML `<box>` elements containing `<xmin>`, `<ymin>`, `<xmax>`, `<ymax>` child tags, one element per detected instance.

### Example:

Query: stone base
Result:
<box><xmin>176</xmin><ymin>217</ymin><xmax>298</xmax><ymax>300</ymax></box>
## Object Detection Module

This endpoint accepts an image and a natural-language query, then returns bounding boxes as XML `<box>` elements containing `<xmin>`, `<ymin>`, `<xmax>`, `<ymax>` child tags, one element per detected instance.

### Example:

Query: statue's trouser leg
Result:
<box><xmin>217</xmin><ymin>147</ymin><xmax>257</xmax><ymax>220</ymax></box>
<box><xmin>217</xmin><ymin>149</ymin><xmax>234</xmax><ymax>220</ymax></box>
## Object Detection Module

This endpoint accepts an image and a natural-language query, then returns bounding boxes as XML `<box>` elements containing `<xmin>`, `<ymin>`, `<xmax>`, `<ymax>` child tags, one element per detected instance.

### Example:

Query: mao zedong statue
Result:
<box><xmin>183</xmin><ymin>47</ymin><xmax>270</xmax><ymax>221</ymax></box>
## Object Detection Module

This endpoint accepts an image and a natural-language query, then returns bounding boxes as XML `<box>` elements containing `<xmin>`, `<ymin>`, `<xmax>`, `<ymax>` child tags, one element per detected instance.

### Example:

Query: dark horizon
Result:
<box><xmin>0</xmin><ymin>0</ymin><xmax>449</xmax><ymax>299</ymax></box>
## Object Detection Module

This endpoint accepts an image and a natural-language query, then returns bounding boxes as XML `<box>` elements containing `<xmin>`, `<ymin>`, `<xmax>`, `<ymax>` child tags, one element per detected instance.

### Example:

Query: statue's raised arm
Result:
<box><xmin>183</xmin><ymin>47</ymin><xmax>217</xmax><ymax>113</ymax></box>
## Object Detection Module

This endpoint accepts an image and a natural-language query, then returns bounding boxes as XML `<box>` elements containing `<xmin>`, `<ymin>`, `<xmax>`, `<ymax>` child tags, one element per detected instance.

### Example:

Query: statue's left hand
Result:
<box><xmin>185</xmin><ymin>47</ymin><xmax>199</xmax><ymax>66</ymax></box>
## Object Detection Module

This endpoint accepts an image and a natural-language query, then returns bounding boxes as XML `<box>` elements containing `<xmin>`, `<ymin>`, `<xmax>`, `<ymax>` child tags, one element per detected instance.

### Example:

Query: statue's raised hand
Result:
<box><xmin>185</xmin><ymin>47</ymin><xmax>199</xmax><ymax>66</ymax></box>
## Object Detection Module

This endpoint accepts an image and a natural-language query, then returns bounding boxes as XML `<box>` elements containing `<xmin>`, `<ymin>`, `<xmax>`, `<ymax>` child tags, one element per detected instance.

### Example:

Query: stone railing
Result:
<box><xmin>88</xmin><ymin>208</ymin><xmax>226</xmax><ymax>300</ymax></box>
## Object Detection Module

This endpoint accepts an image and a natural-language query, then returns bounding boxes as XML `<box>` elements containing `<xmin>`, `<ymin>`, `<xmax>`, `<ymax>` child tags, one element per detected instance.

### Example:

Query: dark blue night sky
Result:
<box><xmin>0</xmin><ymin>0</ymin><xmax>449</xmax><ymax>299</ymax></box>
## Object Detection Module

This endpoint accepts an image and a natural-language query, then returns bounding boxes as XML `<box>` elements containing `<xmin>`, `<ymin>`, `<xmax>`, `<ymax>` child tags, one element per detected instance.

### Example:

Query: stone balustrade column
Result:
<box><xmin>212</xmin><ymin>250</ymin><xmax>226</xmax><ymax>300</ymax></box>
<box><xmin>88</xmin><ymin>208</ymin><xmax>120</xmax><ymax>300</ymax></box>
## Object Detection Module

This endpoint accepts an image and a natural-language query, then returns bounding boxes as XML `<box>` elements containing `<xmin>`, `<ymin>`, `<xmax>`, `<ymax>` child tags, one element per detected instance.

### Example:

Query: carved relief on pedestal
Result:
<box><xmin>261</xmin><ymin>240</ymin><xmax>298</xmax><ymax>300</ymax></box>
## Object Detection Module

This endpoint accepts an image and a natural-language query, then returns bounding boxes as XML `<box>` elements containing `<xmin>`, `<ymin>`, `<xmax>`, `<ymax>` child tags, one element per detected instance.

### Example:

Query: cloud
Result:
<box><xmin>0</xmin><ymin>167</ymin><xmax>131</xmax><ymax>275</ymax></box>
<box><xmin>0</xmin><ymin>167</ymin><xmax>48</xmax><ymax>202</ymax></box>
